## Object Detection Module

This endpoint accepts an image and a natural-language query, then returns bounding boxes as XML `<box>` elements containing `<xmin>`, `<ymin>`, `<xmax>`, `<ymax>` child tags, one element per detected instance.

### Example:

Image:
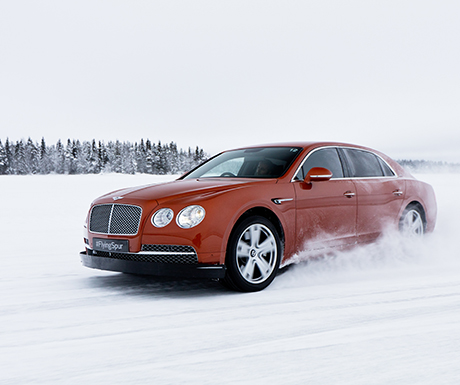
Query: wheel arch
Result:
<box><xmin>227</xmin><ymin>207</ymin><xmax>285</xmax><ymax>253</ymax></box>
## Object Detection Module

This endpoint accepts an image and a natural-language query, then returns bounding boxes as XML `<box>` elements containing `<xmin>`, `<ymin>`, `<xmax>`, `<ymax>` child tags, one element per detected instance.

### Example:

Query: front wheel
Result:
<box><xmin>399</xmin><ymin>204</ymin><xmax>425</xmax><ymax>237</ymax></box>
<box><xmin>223</xmin><ymin>216</ymin><xmax>281</xmax><ymax>292</ymax></box>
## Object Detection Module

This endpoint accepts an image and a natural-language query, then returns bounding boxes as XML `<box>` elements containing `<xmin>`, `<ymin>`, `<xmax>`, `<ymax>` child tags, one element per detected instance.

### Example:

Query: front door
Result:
<box><xmin>293</xmin><ymin>147</ymin><xmax>357</xmax><ymax>253</ymax></box>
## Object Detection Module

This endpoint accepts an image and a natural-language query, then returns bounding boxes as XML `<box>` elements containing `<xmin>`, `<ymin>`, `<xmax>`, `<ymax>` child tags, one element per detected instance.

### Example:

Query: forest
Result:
<box><xmin>0</xmin><ymin>138</ymin><xmax>207</xmax><ymax>175</ymax></box>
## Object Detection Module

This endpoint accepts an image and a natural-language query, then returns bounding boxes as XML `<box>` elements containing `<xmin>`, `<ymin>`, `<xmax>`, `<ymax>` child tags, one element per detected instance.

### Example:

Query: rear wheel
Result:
<box><xmin>223</xmin><ymin>216</ymin><xmax>281</xmax><ymax>292</ymax></box>
<box><xmin>399</xmin><ymin>204</ymin><xmax>425</xmax><ymax>237</ymax></box>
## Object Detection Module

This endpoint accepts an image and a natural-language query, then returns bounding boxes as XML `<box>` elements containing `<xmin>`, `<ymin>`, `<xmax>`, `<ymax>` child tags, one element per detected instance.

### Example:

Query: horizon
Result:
<box><xmin>2</xmin><ymin>135</ymin><xmax>460</xmax><ymax>165</ymax></box>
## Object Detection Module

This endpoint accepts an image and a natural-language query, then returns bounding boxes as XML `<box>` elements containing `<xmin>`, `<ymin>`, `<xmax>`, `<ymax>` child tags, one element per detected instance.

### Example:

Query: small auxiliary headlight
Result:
<box><xmin>152</xmin><ymin>208</ymin><xmax>174</xmax><ymax>228</ymax></box>
<box><xmin>176</xmin><ymin>205</ymin><xmax>206</xmax><ymax>229</ymax></box>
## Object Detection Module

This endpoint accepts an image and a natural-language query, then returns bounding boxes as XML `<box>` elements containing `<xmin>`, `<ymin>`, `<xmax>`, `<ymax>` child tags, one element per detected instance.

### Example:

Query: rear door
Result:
<box><xmin>340</xmin><ymin>148</ymin><xmax>405</xmax><ymax>243</ymax></box>
<box><xmin>293</xmin><ymin>147</ymin><xmax>357</xmax><ymax>251</ymax></box>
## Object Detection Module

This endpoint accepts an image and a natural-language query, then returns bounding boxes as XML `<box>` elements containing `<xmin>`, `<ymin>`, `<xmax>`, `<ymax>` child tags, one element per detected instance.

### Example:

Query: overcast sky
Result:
<box><xmin>1</xmin><ymin>1</ymin><xmax>459</xmax><ymax>161</ymax></box>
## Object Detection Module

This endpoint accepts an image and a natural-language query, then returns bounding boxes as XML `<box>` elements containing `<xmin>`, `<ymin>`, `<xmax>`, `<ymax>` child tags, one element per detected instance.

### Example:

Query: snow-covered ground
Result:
<box><xmin>1</xmin><ymin>172</ymin><xmax>459</xmax><ymax>384</ymax></box>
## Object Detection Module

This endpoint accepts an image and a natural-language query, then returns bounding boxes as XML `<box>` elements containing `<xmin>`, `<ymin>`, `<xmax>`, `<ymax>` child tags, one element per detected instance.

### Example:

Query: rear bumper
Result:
<box><xmin>80</xmin><ymin>251</ymin><xmax>226</xmax><ymax>279</ymax></box>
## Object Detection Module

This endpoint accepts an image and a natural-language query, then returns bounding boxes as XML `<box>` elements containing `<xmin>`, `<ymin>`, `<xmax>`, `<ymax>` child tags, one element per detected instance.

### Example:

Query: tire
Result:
<box><xmin>399</xmin><ymin>204</ymin><xmax>425</xmax><ymax>237</ymax></box>
<box><xmin>223</xmin><ymin>216</ymin><xmax>281</xmax><ymax>292</ymax></box>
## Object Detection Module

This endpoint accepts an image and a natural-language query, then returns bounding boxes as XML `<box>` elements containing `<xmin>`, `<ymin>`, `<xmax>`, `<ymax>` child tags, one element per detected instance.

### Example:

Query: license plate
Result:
<box><xmin>93</xmin><ymin>238</ymin><xmax>129</xmax><ymax>253</ymax></box>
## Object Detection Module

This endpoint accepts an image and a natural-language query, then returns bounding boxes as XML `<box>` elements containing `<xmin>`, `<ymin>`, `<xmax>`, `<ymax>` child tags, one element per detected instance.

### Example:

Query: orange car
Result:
<box><xmin>80</xmin><ymin>142</ymin><xmax>436</xmax><ymax>291</ymax></box>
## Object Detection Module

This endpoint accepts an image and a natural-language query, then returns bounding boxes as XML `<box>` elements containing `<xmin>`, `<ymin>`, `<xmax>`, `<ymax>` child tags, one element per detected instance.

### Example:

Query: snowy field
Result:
<box><xmin>1</xmin><ymin>172</ymin><xmax>459</xmax><ymax>384</ymax></box>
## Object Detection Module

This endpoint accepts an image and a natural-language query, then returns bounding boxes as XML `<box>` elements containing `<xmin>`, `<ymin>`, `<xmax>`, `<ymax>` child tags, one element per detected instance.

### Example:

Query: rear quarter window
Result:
<box><xmin>378</xmin><ymin>157</ymin><xmax>395</xmax><ymax>176</ymax></box>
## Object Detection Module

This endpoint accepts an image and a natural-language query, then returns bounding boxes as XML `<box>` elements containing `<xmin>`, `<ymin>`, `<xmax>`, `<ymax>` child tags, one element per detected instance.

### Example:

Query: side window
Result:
<box><xmin>378</xmin><ymin>157</ymin><xmax>395</xmax><ymax>176</ymax></box>
<box><xmin>296</xmin><ymin>148</ymin><xmax>344</xmax><ymax>180</ymax></box>
<box><xmin>342</xmin><ymin>149</ymin><xmax>384</xmax><ymax>177</ymax></box>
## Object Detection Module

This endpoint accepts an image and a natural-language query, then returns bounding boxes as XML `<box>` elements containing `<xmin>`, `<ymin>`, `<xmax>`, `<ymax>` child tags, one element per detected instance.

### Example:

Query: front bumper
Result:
<box><xmin>80</xmin><ymin>251</ymin><xmax>226</xmax><ymax>279</ymax></box>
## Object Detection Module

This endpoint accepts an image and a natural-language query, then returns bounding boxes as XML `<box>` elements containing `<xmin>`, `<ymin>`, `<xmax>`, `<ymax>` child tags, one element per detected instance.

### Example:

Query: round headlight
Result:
<box><xmin>151</xmin><ymin>208</ymin><xmax>174</xmax><ymax>228</ymax></box>
<box><xmin>176</xmin><ymin>205</ymin><xmax>206</xmax><ymax>229</ymax></box>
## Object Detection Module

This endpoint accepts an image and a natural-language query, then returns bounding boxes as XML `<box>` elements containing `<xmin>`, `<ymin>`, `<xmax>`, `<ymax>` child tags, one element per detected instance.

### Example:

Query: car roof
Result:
<box><xmin>228</xmin><ymin>141</ymin><xmax>374</xmax><ymax>152</ymax></box>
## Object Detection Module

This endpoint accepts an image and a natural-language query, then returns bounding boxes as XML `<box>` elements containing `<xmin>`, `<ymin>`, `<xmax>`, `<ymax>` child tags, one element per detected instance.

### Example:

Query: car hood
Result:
<box><xmin>96</xmin><ymin>178</ymin><xmax>273</xmax><ymax>205</ymax></box>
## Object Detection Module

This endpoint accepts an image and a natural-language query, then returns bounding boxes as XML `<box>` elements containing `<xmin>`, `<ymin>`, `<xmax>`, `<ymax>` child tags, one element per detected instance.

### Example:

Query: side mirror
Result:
<box><xmin>304</xmin><ymin>167</ymin><xmax>333</xmax><ymax>184</ymax></box>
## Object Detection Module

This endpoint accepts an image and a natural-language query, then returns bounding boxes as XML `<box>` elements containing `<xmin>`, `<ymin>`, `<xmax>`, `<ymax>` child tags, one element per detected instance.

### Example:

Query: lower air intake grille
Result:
<box><xmin>93</xmin><ymin>244</ymin><xmax>198</xmax><ymax>264</ymax></box>
<box><xmin>141</xmin><ymin>244</ymin><xmax>196</xmax><ymax>254</ymax></box>
<box><xmin>89</xmin><ymin>204</ymin><xmax>142</xmax><ymax>235</ymax></box>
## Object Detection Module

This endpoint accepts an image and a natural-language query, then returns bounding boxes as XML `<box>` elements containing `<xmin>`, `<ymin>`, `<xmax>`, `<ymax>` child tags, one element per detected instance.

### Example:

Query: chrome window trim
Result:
<box><xmin>335</xmin><ymin>176</ymin><xmax>398</xmax><ymax>180</ymax></box>
<box><xmin>291</xmin><ymin>146</ymin><xmax>398</xmax><ymax>182</ymax></box>
<box><xmin>375</xmin><ymin>153</ymin><xmax>398</xmax><ymax>178</ymax></box>
<box><xmin>291</xmin><ymin>146</ymin><xmax>343</xmax><ymax>182</ymax></box>
<box><xmin>340</xmin><ymin>146</ymin><xmax>398</xmax><ymax>178</ymax></box>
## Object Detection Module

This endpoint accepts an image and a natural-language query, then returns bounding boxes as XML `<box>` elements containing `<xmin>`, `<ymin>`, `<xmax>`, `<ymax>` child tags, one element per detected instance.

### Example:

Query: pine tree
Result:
<box><xmin>113</xmin><ymin>140</ymin><xmax>123</xmax><ymax>173</ymax></box>
<box><xmin>97</xmin><ymin>141</ymin><xmax>109</xmax><ymax>172</ymax></box>
<box><xmin>145</xmin><ymin>139</ymin><xmax>154</xmax><ymax>174</ymax></box>
<box><xmin>14</xmin><ymin>140</ymin><xmax>29</xmax><ymax>174</ymax></box>
<box><xmin>54</xmin><ymin>139</ymin><xmax>65</xmax><ymax>174</ymax></box>
<box><xmin>4</xmin><ymin>139</ymin><xmax>13</xmax><ymax>174</ymax></box>
<box><xmin>0</xmin><ymin>140</ymin><xmax>8</xmax><ymax>175</ymax></box>
<box><xmin>156</xmin><ymin>141</ymin><xmax>167</xmax><ymax>174</ymax></box>
<box><xmin>194</xmin><ymin>146</ymin><xmax>206</xmax><ymax>165</ymax></box>
<box><xmin>168</xmin><ymin>141</ymin><xmax>179</xmax><ymax>174</ymax></box>
<box><xmin>136</xmin><ymin>139</ymin><xmax>147</xmax><ymax>173</ymax></box>
<box><xmin>25</xmin><ymin>138</ymin><xmax>39</xmax><ymax>174</ymax></box>
<box><xmin>121</xmin><ymin>141</ymin><xmax>136</xmax><ymax>174</ymax></box>
<box><xmin>89</xmin><ymin>139</ymin><xmax>99</xmax><ymax>173</ymax></box>
<box><xmin>38</xmin><ymin>137</ymin><xmax>52</xmax><ymax>174</ymax></box>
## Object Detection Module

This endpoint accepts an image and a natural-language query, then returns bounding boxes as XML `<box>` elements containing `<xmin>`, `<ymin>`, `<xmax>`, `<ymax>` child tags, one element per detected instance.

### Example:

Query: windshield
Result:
<box><xmin>182</xmin><ymin>147</ymin><xmax>302</xmax><ymax>179</ymax></box>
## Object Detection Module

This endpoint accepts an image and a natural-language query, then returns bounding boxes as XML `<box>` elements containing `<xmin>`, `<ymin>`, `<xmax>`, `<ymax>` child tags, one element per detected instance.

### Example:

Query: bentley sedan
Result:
<box><xmin>80</xmin><ymin>142</ymin><xmax>436</xmax><ymax>291</ymax></box>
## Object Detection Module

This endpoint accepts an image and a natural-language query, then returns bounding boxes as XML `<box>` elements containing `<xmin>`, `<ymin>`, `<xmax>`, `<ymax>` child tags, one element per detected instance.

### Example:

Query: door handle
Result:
<box><xmin>343</xmin><ymin>191</ymin><xmax>355</xmax><ymax>198</ymax></box>
<box><xmin>393</xmin><ymin>189</ymin><xmax>403</xmax><ymax>196</ymax></box>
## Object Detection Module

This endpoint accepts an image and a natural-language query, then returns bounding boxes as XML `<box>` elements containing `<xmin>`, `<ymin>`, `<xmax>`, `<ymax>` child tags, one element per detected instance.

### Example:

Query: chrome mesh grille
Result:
<box><xmin>89</xmin><ymin>204</ymin><xmax>142</xmax><ymax>235</ymax></box>
<box><xmin>141</xmin><ymin>244</ymin><xmax>196</xmax><ymax>254</ymax></box>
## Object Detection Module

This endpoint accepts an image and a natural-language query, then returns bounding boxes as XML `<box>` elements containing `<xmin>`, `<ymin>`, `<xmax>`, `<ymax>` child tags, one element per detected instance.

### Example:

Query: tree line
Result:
<box><xmin>0</xmin><ymin>138</ymin><xmax>207</xmax><ymax>175</ymax></box>
<box><xmin>397</xmin><ymin>159</ymin><xmax>460</xmax><ymax>173</ymax></box>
